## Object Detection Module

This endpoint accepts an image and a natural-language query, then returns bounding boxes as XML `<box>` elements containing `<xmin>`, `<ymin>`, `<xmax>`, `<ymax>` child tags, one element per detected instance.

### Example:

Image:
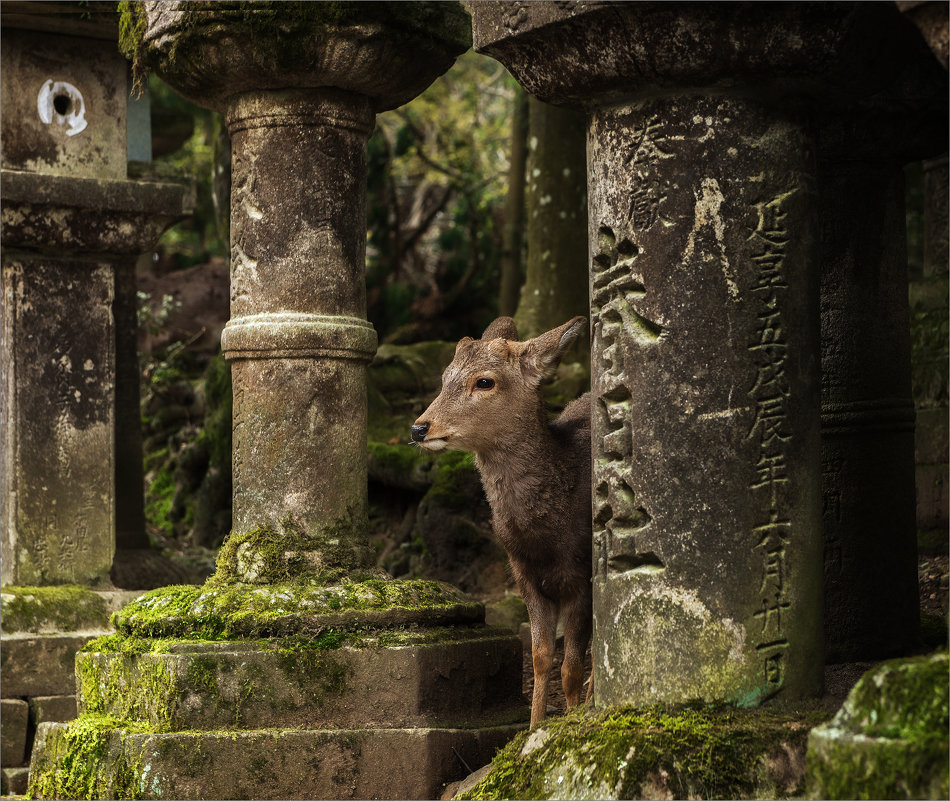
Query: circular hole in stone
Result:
<box><xmin>53</xmin><ymin>94</ymin><xmax>72</xmax><ymax>115</ymax></box>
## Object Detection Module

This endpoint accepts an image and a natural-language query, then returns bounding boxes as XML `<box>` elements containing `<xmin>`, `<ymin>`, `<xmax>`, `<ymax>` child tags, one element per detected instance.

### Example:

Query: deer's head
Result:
<box><xmin>411</xmin><ymin>316</ymin><xmax>586</xmax><ymax>454</ymax></box>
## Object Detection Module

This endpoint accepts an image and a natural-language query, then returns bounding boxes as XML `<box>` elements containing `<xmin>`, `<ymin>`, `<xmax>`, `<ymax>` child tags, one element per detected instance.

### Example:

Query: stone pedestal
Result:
<box><xmin>28</xmin><ymin>7</ymin><xmax>529</xmax><ymax>800</ymax></box>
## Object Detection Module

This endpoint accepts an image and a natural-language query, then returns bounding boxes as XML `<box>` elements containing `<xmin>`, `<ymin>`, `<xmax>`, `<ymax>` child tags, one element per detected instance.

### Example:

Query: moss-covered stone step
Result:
<box><xmin>1</xmin><ymin>585</ymin><xmax>142</xmax><ymax>634</ymax></box>
<box><xmin>806</xmin><ymin>651</ymin><xmax>949</xmax><ymax>800</ymax></box>
<box><xmin>29</xmin><ymin>715</ymin><xmax>524</xmax><ymax>800</ymax></box>
<box><xmin>112</xmin><ymin>579</ymin><xmax>483</xmax><ymax>639</ymax></box>
<box><xmin>78</xmin><ymin>628</ymin><xmax>527</xmax><ymax>731</ymax></box>
<box><xmin>455</xmin><ymin>702</ymin><xmax>832</xmax><ymax>800</ymax></box>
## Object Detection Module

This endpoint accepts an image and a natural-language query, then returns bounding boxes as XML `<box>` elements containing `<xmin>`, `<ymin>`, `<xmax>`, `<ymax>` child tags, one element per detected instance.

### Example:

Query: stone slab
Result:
<box><xmin>0</xmin><ymin>698</ymin><xmax>28</xmax><ymax>768</ymax></box>
<box><xmin>1</xmin><ymin>766</ymin><xmax>30</xmax><ymax>796</ymax></box>
<box><xmin>0</xmin><ymin>586</ymin><xmax>141</xmax><ymax>635</ymax></box>
<box><xmin>0</xmin><ymin>28</ymin><xmax>127</xmax><ymax>179</ymax></box>
<box><xmin>79</xmin><ymin>629</ymin><xmax>527</xmax><ymax>731</ymax></box>
<box><xmin>29</xmin><ymin>696</ymin><xmax>77</xmax><ymax>727</ymax></box>
<box><xmin>0</xmin><ymin>634</ymin><xmax>99</xmax><ymax>698</ymax></box>
<box><xmin>30</xmin><ymin>720</ymin><xmax>525</xmax><ymax>800</ymax></box>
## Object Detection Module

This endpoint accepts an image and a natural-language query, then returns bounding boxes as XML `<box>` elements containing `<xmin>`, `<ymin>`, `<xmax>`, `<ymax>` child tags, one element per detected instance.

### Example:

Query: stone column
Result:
<box><xmin>587</xmin><ymin>96</ymin><xmax>823</xmax><ymax>707</ymax></box>
<box><xmin>221</xmin><ymin>89</ymin><xmax>378</xmax><ymax>576</ymax></box>
<box><xmin>818</xmin><ymin>153</ymin><xmax>920</xmax><ymax>662</ymax></box>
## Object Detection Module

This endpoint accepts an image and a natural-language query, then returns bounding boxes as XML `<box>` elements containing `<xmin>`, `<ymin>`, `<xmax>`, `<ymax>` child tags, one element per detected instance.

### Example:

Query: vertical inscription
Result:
<box><xmin>746</xmin><ymin>191</ymin><xmax>795</xmax><ymax>696</ymax></box>
<box><xmin>592</xmin><ymin>224</ymin><xmax>661</xmax><ymax>576</ymax></box>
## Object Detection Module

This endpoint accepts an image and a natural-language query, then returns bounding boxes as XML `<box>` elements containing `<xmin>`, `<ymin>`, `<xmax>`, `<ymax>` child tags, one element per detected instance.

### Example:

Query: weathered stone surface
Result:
<box><xmin>1</xmin><ymin>253</ymin><xmax>115</xmax><ymax>586</ymax></box>
<box><xmin>0</xmin><ymin>26</ymin><xmax>127</xmax><ymax>180</ymax></box>
<box><xmin>1</xmin><ymin>766</ymin><xmax>30</xmax><ymax>796</ymax></box>
<box><xmin>1</xmin><ymin>634</ymin><xmax>101</xmax><ymax>698</ymax></box>
<box><xmin>472</xmin><ymin>2</ymin><xmax>946</xmax><ymax>121</ymax></box>
<box><xmin>30</xmin><ymin>696</ymin><xmax>78</xmax><ymax>727</ymax></box>
<box><xmin>111</xmin><ymin>580</ymin><xmax>483</xmax><ymax>638</ymax></box>
<box><xmin>137</xmin><ymin>2</ymin><xmax>472</xmax><ymax>112</ymax></box>
<box><xmin>0</xmin><ymin>586</ymin><xmax>142</xmax><ymax>634</ymax></box>
<box><xmin>30</xmin><ymin>719</ymin><xmax>524</xmax><ymax>801</ymax></box>
<box><xmin>806</xmin><ymin>652</ymin><xmax>950</xmax><ymax>800</ymax></box>
<box><xmin>587</xmin><ymin>94</ymin><xmax>822</xmax><ymax>706</ymax></box>
<box><xmin>1</xmin><ymin>698</ymin><xmax>29</xmax><ymax>768</ymax></box>
<box><xmin>818</xmin><ymin>159</ymin><xmax>919</xmax><ymax>662</ymax></box>
<box><xmin>456</xmin><ymin>702</ymin><xmax>827</xmax><ymax>801</ymax></box>
<box><xmin>78</xmin><ymin>630</ymin><xmax>525</xmax><ymax>731</ymax></box>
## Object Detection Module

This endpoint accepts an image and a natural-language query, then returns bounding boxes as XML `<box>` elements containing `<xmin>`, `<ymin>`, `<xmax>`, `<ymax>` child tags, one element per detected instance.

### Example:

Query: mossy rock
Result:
<box><xmin>0</xmin><ymin>585</ymin><xmax>110</xmax><ymax>633</ymax></box>
<box><xmin>806</xmin><ymin>651</ymin><xmax>950</xmax><ymax>800</ymax></box>
<box><xmin>111</xmin><ymin>577</ymin><xmax>483</xmax><ymax>639</ymax></box>
<box><xmin>458</xmin><ymin>702</ymin><xmax>831</xmax><ymax>800</ymax></box>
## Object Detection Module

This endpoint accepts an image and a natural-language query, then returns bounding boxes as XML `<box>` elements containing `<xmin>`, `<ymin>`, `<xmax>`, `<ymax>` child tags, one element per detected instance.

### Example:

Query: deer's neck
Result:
<box><xmin>474</xmin><ymin>414</ymin><xmax>561</xmax><ymax>535</ymax></box>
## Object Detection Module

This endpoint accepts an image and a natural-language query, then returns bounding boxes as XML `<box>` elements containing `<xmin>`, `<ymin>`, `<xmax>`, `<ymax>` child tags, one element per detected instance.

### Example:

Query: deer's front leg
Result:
<box><xmin>523</xmin><ymin>586</ymin><xmax>558</xmax><ymax>727</ymax></box>
<box><xmin>560</xmin><ymin>589</ymin><xmax>592</xmax><ymax>709</ymax></box>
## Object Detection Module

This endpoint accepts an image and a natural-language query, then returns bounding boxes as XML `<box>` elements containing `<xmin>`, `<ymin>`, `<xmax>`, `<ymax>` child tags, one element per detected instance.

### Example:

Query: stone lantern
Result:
<box><xmin>470</xmin><ymin>0</ymin><xmax>946</xmax><ymax>708</ymax></box>
<box><xmin>27</xmin><ymin>5</ymin><xmax>527</xmax><ymax>799</ymax></box>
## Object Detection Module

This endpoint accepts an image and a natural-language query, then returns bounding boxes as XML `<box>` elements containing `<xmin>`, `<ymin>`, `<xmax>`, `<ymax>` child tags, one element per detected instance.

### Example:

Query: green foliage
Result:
<box><xmin>148</xmin><ymin>76</ymin><xmax>228</xmax><ymax>270</ymax></box>
<box><xmin>367</xmin><ymin>51</ymin><xmax>518</xmax><ymax>343</ymax></box>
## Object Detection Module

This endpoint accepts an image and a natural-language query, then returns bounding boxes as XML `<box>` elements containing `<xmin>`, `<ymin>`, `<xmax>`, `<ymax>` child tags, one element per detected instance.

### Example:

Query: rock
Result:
<box><xmin>806</xmin><ymin>651</ymin><xmax>950</xmax><ymax>800</ymax></box>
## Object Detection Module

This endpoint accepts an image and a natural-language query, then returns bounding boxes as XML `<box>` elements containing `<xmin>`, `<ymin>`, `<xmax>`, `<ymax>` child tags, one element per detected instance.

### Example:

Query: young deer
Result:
<box><xmin>411</xmin><ymin>316</ymin><xmax>592</xmax><ymax>727</ymax></box>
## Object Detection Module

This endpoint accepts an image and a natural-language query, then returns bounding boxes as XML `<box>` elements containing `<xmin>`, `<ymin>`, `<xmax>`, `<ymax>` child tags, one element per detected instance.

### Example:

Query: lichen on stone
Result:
<box><xmin>806</xmin><ymin>651</ymin><xmax>949</xmax><ymax>800</ymax></box>
<box><xmin>110</xmin><ymin>576</ymin><xmax>481</xmax><ymax>639</ymax></box>
<box><xmin>458</xmin><ymin>702</ymin><xmax>830</xmax><ymax>800</ymax></box>
<box><xmin>0</xmin><ymin>584</ymin><xmax>109</xmax><ymax>633</ymax></box>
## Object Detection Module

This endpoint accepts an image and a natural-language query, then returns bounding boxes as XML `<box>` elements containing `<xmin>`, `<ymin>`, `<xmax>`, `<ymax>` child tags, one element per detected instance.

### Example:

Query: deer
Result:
<box><xmin>410</xmin><ymin>315</ymin><xmax>592</xmax><ymax>727</ymax></box>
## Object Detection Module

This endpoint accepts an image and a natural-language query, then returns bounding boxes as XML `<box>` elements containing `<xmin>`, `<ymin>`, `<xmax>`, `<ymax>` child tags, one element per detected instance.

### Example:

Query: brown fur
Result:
<box><xmin>412</xmin><ymin>316</ymin><xmax>592</xmax><ymax>726</ymax></box>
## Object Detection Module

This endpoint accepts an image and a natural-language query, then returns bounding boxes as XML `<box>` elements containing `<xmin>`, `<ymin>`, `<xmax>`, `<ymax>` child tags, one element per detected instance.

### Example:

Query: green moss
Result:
<box><xmin>834</xmin><ymin>651</ymin><xmax>949</xmax><ymax>741</ymax></box>
<box><xmin>110</xmin><ymin>577</ymin><xmax>479</xmax><ymax>639</ymax></box>
<box><xmin>27</xmin><ymin>714</ymin><xmax>150</xmax><ymax>800</ymax></box>
<box><xmin>117</xmin><ymin>1</ymin><xmax>148</xmax><ymax>95</ymax></box>
<box><xmin>144</xmin><ymin>463</ymin><xmax>177</xmax><ymax>541</ymax></box>
<box><xmin>806</xmin><ymin>652</ymin><xmax>950</xmax><ymax>800</ymax></box>
<box><xmin>460</xmin><ymin>703</ymin><xmax>831</xmax><ymax>801</ymax></box>
<box><xmin>0</xmin><ymin>585</ymin><xmax>109</xmax><ymax>633</ymax></box>
<box><xmin>425</xmin><ymin>450</ymin><xmax>478</xmax><ymax>511</ymax></box>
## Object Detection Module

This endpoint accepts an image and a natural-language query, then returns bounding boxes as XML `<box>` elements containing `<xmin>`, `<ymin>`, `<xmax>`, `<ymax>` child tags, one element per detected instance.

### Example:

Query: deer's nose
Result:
<box><xmin>410</xmin><ymin>422</ymin><xmax>430</xmax><ymax>442</ymax></box>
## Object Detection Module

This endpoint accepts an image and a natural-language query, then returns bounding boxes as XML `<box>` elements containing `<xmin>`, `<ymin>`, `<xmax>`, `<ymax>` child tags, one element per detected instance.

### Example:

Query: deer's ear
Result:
<box><xmin>520</xmin><ymin>316</ymin><xmax>587</xmax><ymax>379</ymax></box>
<box><xmin>481</xmin><ymin>316</ymin><xmax>519</xmax><ymax>342</ymax></box>
<box><xmin>455</xmin><ymin>336</ymin><xmax>475</xmax><ymax>355</ymax></box>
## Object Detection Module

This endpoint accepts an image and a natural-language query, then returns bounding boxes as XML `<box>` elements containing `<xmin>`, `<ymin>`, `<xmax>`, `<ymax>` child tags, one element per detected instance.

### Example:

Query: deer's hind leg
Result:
<box><xmin>560</xmin><ymin>589</ymin><xmax>592</xmax><ymax>710</ymax></box>
<box><xmin>523</xmin><ymin>585</ymin><xmax>558</xmax><ymax>727</ymax></box>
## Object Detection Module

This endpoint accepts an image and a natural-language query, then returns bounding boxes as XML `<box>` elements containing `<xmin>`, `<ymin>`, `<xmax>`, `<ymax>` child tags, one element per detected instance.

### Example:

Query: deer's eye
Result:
<box><xmin>475</xmin><ymin>377</ymin><xmax>495</xmax><ymax>390</ymax></box>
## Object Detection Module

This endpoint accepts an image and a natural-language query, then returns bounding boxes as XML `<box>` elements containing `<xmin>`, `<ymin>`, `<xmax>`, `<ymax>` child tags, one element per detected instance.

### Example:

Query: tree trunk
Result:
<box><xmin>499</xmin><ymin>87</ymin><xmax>528</xmax><ymax>317</ymax></box>
<box><xmin>515</xmin><ymin>97</ymin><xmax>588</xmax><ymax>361</ymax></box>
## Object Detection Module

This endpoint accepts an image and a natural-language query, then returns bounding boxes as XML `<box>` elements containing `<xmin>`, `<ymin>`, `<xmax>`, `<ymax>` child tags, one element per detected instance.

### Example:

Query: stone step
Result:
<box><xmin>78</xmin><ymin>627</ymin><xmax>527</xmax><ymax>731</ymax></box>
<box><xmin>30</xmin><ymin>719</ymin><xmax>525</xmax><ymax>800</ymax></box>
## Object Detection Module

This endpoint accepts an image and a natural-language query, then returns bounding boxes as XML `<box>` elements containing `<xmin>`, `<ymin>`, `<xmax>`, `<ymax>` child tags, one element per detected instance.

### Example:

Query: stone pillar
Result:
<box><xmin>472</xmin><ymin>0</ymin><xmax>947</xmax><ymax>707</ymax></box>
<box><xmin>221</xmin><ymin>89</ymin><xmax>377</xmax><ymax>575</ymax></box>
<box><xmin>818</xmin><ymin>153</ymin><xmax>920</xmax><ymax>662</ymax></box>
<box><xmin>0</xmin><ymin>9</ymin><xmax>191</xmax><ymax>586</ymax></box>
<box><xmin>586</xmin><ymin>95</ymin><xmax>823</xmax><ymax>707</ymax></box>
<box><xmin>914</xmin><ymin>154</ymin><xmax>950</xmax><ymax>534</ymax></box>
